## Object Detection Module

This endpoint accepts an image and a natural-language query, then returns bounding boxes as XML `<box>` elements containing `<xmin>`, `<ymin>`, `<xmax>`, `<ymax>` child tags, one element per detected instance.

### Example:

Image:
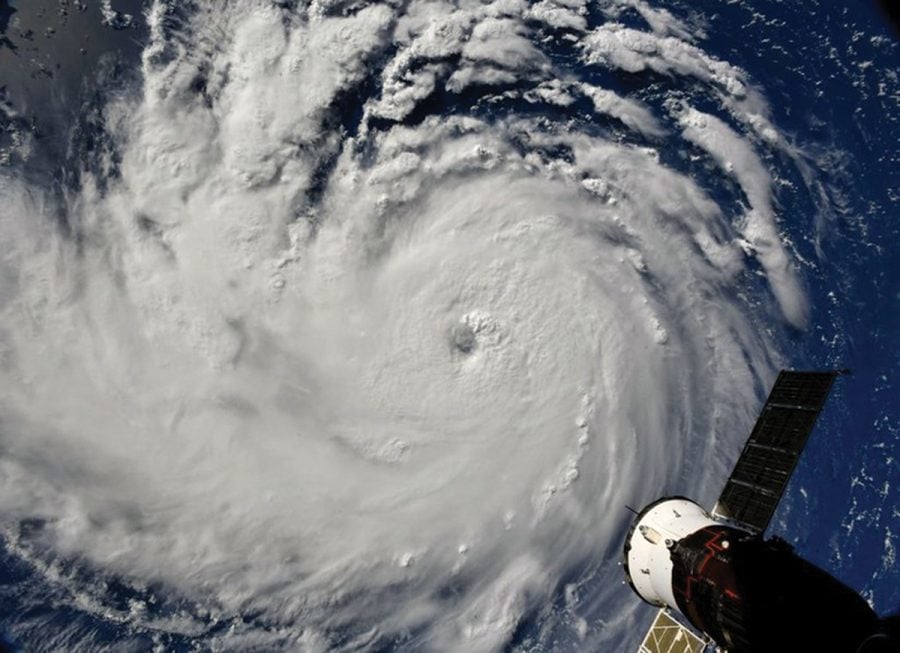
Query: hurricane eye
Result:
<box><xmin>450</xmin><ymin>322</ymin><xmax>477</xmax><ymax>355</ymax></box>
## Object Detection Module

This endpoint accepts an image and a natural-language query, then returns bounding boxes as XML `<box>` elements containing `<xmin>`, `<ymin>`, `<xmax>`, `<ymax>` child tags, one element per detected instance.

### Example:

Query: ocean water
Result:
<box><xmin>0</xmin><ymin>1</ymin><xmax>897</xmax><ymax>651</ymax></box>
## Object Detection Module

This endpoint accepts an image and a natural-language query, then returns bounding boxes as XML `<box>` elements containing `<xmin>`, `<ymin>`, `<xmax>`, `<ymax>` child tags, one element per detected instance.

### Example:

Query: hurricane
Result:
<box><xmin>0</xmin><ymin>0</ymin><xmax>882</xmax><ymax>650</ymax></box>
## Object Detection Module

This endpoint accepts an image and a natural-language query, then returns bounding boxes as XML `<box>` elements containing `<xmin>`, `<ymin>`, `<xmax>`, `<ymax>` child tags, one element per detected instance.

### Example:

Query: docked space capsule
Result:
<box><xmin>623</xmin><ymin>371</ymin><xmax>900</xmax><ymax>653</ymax></box>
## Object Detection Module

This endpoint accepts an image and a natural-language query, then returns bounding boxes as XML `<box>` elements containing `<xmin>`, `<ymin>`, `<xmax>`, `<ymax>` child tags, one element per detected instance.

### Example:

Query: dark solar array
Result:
<box><xmin>715</xmin><ymin>371</ymin><xmax>841</xmax><ymax>533</ymax></box>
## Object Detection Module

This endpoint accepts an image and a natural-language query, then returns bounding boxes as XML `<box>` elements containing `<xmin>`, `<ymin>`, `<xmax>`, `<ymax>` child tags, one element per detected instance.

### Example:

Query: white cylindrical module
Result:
<box><xmin>622</xmin><ymin>497</ymin><xmax>719</xmax><ymax>610</ymax></box>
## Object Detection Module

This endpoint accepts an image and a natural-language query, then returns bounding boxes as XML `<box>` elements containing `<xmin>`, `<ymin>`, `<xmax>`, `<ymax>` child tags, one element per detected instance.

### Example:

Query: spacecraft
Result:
<box><xmin>623</xmin><ymin>370</ymin><xmax>900</xmax><ymax>652</ymax></box>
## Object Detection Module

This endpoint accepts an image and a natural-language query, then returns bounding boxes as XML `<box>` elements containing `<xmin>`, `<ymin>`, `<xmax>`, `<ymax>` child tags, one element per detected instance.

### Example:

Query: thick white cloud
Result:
<box><xmin>675</xmin><ymin>105</ymin><xmax>809</xmax><ymax>328</ymax></box>
<box><xmin>580</xmin><ymin>84</ymin><xmax>666</xmax><ymax>137</ymax></box>
<box><xmin>0</xmin><ymin>0</ymin><xmax>811</xmax><ymax>650</ymax></box>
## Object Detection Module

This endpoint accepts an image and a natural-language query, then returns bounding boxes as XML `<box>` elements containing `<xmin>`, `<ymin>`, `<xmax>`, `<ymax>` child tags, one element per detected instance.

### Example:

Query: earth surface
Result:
<box><xmin>0</xmin><ymin>1</ymin><xmax>897</xmax><ymax>651</ymax></box>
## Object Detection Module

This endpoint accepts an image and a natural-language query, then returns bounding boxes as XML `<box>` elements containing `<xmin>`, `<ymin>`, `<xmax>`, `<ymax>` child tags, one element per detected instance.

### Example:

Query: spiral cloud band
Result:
<box><xmin>0</xmin><ymin>0</ymin><xmax>809</xmax><ymax>649</ymax></box>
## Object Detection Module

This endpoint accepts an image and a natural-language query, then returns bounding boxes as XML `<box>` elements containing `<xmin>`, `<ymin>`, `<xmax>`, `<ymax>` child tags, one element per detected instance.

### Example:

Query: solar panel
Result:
<box><xmin>638</xmin><ymin>609</ymin><xmax>707</xmax><ymax>653</ymax></box>
<box><xmin>712</xmin><ymin>370</ymin><xmax>842</xmax><ymax>533</ymax></box>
